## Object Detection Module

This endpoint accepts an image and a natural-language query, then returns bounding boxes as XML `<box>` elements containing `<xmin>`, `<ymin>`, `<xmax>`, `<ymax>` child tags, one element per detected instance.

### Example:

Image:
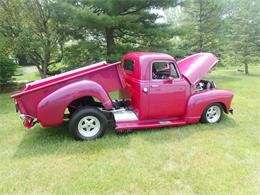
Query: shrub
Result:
<box><xmin>0</xmin><ymin>54</ymin><xmax>17</xmax><ymax>87</ymax></box>
<box><xmin>48</xmin><ymin>63</ymin><xmax>69</xmax><ymax>75</ymax></box>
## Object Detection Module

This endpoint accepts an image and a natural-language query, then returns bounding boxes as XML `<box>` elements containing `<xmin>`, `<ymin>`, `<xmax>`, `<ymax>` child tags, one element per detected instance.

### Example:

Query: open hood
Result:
<box><xmin>176</xmin><ymin>53</ymin><xmax>218</xmax><ymax>85</ymax></box>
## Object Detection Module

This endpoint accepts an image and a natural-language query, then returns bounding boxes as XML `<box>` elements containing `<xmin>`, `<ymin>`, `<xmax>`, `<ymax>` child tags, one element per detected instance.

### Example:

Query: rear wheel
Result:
<box><xmin>201</xmin><ymin>103</ymin><xmax>223</xmax><ymax>123</ymax></box>
<box><xmin>69</xmin><ymin>106</ymin><xmax>107</xmax><ymax>140</ymax></box>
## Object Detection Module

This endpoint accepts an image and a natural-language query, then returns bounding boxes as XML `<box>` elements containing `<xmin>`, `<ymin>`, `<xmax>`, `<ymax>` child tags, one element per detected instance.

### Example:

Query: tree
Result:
<box><xmin>0</xmin><ymin>0</ymin><xmax>69</xmax><ymax>78</ymax></box>
<box><xmin>227</xmin><ymin>0</ymin><xmax>260</xmax><ymax>74</ymax></box>
<box><xmin>0</xmin><ymin>53</ymin><xmax>16</xmax><ymax>87</ymax></box>
<box><xmin>20</xmin><ymin>0</ymin><xmax>69</xmax><ymax>78</ymax></box>
<box><xmin>61</xmin><ymin>0</ymin><xmax>180</xmax><ymax>62</ymax></box>
<box><xmin>0</xmin><ymin>0</ymin><xmax>19</xmax><ymax>85</ymax></box>
<box><xmin>181</xmin><ymin>0</ymin><xmax>224</xmax><ymax>54</ymax></box>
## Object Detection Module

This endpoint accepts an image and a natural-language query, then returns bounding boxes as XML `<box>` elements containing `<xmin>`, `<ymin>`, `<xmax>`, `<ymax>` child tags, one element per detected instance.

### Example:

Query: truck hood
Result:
<box><xmin>176</xmin><ymin>53</ymin><xmax>218</xmax><ymax>85</ymax></box>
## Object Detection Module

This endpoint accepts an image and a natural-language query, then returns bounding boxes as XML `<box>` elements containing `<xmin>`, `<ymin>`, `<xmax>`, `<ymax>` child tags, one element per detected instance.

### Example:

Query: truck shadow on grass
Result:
<box><xmin>126</xmin><ymin>116</ymin><xmax>238</xmax><ymax>144</ymax></box>
<box><xmin>14</xmin><ymin>116</ymin><xmax>237</xmax><ymax>159</ymax></box>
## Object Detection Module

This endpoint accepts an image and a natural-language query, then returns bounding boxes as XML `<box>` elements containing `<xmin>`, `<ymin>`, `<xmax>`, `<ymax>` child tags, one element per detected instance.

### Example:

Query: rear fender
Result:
<box><xmin>185</xmin><ymin>89</ymin><xmax>234</xmax><ymax>123</ymax></box>
<box><xmin>37</xmin><ymin>80</ymin><xmax>113</xmax><ymax>127</ymax></box>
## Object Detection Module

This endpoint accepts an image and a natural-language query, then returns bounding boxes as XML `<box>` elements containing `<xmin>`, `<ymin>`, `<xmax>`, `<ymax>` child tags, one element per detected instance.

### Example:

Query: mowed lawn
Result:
<box><xmin>0</xmin><ymin>66</ymin><xmax>260</xmax><ymax>194</ymax></box>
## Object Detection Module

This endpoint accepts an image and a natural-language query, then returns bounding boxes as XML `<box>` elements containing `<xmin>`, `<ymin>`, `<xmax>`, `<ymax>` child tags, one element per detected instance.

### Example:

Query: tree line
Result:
<box><xmin>0</xmin><ymin>0</ymin><xmax>259</xmax><ymax>85</ymax></box>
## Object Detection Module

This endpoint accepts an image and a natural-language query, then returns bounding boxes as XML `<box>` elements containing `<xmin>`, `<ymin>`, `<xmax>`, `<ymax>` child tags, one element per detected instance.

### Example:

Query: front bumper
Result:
<box><xmin>229</xmin><ymin>108</ymin><xmax>234</xmax><ymax>114</ymax></box>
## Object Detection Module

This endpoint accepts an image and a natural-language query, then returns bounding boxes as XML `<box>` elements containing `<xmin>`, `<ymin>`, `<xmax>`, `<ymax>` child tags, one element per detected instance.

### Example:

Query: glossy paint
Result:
<box><xmin>37</xmin><ymin>80</ymin><xmax>113</xmax><ymax>127</ymax></box>
<box><xmin>148</xmin><ymin>77</ymin><xmax>190</xmax><ymax>118</ymax></box>
<box><xmin>12</xmin><ymin>61</ymin><xmax>122</xmax><ymax>127</ymax></box>
<box><xmin>12</xmin><ymin>52</ymin><xmax>234</xmax><ymax>131</ymax></box>
<box><xmin>119</xmin><ymin>52</ymin><xmax>185</xmax><ymax>119</ymax></box>
<box><xmin>184</xmin><ymin>89</ymin><xmax>234</xmax><ymax>124</ymax></box>
<box><xmin>177</xmin><ymin>53</ymin><xmax>218</xmax><ymax>85</ymax></box>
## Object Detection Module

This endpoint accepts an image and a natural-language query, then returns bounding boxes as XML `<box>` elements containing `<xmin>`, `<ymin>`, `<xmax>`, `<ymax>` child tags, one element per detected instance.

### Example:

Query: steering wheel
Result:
<box><xmin>152</xmin><ymin>72</ymin><xmax>158</xmax><ymax>79</ymax></box>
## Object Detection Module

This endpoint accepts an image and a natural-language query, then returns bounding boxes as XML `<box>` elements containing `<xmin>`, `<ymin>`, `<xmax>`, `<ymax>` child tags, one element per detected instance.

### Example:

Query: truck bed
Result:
<box><xmin>12</xmin><ymin>61</ymin><xmax>124</xmax><ymax>118</ymax></box>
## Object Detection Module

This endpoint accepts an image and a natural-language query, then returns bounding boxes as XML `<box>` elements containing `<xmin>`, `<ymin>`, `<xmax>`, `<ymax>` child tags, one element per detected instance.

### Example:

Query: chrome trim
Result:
<box><xmin>19</xmin><ymin>114</ymin><xmax>26</xmax><ymax>121</ymax></box>
<box><xmin>112</xmin><ymin>109</ymin><xmax>138</xmax><ymax>122</ymax></box>
<box><xmin>19</xmin><ymin>114</ymin><xmax>38</xmax><ymax>123</ymax></box>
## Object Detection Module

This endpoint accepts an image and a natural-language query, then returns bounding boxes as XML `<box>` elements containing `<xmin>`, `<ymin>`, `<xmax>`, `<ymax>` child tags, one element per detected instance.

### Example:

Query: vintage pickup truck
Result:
<box><xmin>12</xmin><ymin>52</ymin><xmax>234</xmax><ymax>140</ymax></box>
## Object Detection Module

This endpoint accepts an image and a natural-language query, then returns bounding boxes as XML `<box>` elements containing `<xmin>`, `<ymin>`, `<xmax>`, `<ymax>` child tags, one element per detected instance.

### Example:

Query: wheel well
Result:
<box><xmin>201</xmin><ymin>102</ymin><xmax>227</xmax><ymax>117</ymax></box>
<box><xmin>217</xmin><ymin>102</ymin><xmax>228</xmax><ymax>113</ymax></box>
<box><xmin>68</xmin><ymin>96</ymin><xmax>103</xmax><ymax>109</ymax></box>
<box><xmin>65</xmin><ymin>96</ymin><xmax>114</xmax><ymax>122</ymax></box>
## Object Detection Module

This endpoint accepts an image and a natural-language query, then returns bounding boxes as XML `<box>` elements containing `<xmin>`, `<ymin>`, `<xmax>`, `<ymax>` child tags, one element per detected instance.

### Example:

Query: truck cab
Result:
<box><xmin>119</xmin><ymin>52</ymin><xmax>190</xmax><ymax>120</ymax></box>
<box><xmin>12</xmin><ymin>52</ymin><xmax>234</xmax><ymax>141</ymax></box>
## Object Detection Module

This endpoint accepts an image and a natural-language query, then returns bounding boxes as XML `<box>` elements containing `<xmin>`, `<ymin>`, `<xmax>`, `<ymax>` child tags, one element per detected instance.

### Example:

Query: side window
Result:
<box><xmin>152</xmin><ymin>62</ymin><xmax>179</xmax><ymax>80</ymax></box>
<box><xmin>123</xmin><ymin>59</ymin><xmax>134</xmax><ymax>72</ymax></box>
<box><xmin>170</xmin><ymin>63</ymin><xmax>179</xmax><ymax>78</ymax></box>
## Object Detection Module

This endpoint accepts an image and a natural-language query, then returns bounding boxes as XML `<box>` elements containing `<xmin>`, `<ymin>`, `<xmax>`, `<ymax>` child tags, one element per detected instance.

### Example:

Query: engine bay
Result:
<box><xmin>195</xmin><ymin>80</ymin><xmax>216</xmax><ymax>92</ymax></box>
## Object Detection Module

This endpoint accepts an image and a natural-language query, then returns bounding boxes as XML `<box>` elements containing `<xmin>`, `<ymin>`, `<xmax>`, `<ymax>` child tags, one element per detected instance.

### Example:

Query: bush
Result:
<box><xmin>48</xmin><ymin>63</ymin><xmax>69</xmax><ymax>75</ymax></box>
<box><xmin>0</xmin><ymin>54</ymin><xmax>17</xmax><ymax>87</ymax></box>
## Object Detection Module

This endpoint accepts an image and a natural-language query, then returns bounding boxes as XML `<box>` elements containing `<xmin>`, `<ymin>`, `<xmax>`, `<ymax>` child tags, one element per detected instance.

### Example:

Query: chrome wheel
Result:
<box><xmin>78</xmin><ymin>116</ymin><xmax>101</xmax><ymax>137</ymax></box>
<box><xmin>206</xmin><ymin>105</ymin><xmax>221</xmax><ymax>123</ymax></box>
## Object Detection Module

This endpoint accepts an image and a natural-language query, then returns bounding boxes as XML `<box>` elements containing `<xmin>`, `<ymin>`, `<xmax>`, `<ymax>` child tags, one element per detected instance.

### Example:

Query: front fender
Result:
<box><xmin>185</xmin><ymin>89</ymin><xmax>234</xmax><ymax>123</ymax></box>
<box><xmin>37</xmin><ymin>80</ymin><xmax>113</xmax><ymax>127</ymax></box>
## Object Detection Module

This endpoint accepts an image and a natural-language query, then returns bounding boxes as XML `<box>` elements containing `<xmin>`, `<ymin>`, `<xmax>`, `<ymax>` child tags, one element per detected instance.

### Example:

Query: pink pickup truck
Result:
<box><xmin>12</xmin><ymin>52</ymin><xmax>234</xmax><ymax>140</ymax></box>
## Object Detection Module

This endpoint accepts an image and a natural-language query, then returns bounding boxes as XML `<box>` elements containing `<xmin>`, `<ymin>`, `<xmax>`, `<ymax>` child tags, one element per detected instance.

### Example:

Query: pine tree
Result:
<box><xmin>182</xmin><ymin>0</ymin><xmax>224</xmax><ymax>54</ymax></box>
<box><xmin>228</xmin><ymin>0</ymin><xmax>260</xmax><ymax>74</ymax></box>
<box><xmin>61</xmin><ymin>0</ymin><xmax>179</xmax><ymax>62</ymax></box>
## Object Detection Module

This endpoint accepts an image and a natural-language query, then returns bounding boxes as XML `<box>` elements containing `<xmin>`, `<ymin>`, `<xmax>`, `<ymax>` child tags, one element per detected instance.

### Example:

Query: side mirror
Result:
<box><xmin>168</xmin><ymin>76</ymin><xmax>174</xmax><ymax>80</ymax></box>
<box><xmin>165</xmin><ymin>76</ymin><xmax>174</xmax><ymax>84</ymax></box>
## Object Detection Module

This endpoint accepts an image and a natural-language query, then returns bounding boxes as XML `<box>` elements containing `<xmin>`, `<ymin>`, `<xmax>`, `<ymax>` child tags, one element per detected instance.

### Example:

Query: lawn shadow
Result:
<box><xmin>13</xmin><ymin>122</ymin><xmax>131</xmax><ymax>159</ymax></box>
<box><xmin>14</xmin><ymin>116</ymin><xmax>237</xmax><ymax>159</ymax></box>
<box><xmin>126</xmin><ymin>116</ymin><xmax>238</xmax><ymax>145</ymax></box>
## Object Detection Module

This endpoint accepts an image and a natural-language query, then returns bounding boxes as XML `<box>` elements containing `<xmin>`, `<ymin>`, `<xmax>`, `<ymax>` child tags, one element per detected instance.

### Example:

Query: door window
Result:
<box><xmin>152</xmin><ymin>62</ymin><xmax>179</xmax><ymax>80</ymax></box>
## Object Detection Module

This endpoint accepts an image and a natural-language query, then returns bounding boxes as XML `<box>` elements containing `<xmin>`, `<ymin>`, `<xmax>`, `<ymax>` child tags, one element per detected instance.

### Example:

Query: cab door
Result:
<box><xmin>148</xmin><ymin>61</ymin><xmax>190</xmax><ymax>119</ymax></box>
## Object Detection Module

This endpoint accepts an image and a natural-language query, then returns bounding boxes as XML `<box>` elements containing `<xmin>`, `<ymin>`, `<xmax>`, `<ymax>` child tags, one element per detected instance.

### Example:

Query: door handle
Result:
<box><xmin>151</xmin><ymin>84</ymin><xmax>159</xmax><ymax>88</ymax></box>
<box><xmin>143</xmin><ymin>87</ymin><xmax>148</xmax><ymax>93</ymax></box>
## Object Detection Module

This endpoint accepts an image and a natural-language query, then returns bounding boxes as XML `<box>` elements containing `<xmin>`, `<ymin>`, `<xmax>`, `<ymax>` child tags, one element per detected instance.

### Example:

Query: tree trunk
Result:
<box><xmin>42</xmin><ymin>63</ymin><xmax>48</xmax><ymax>78</ymax></box>
<box><xmin>16</xmin><ymin>54</ymin><xmax>29</xmax><ymax>65</ymax></box>
<box><xmin>41</xmin><ymin>40</ymin><xmax>51</xmax><ymax>78</ymax></box>
<box><xmin>105</xmin><ymin>28</ymin><xmax>115</xmax><ymax>63</ymax></box>
<box><xmin>198</xmin><ymin>0</ymin><xmax>203</xmax><ymax>52</ymax></box>
<box><xmin>245</xmin><ymin>63</ymin><xmax>249</xmax><ymax>74</ymax></box>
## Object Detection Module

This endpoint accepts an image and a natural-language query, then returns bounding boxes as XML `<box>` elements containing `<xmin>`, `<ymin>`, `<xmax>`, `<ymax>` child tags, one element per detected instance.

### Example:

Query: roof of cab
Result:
<box><xmin>123</xmin><ymin>52</ymin><xmax>175</xmax><ymax>61</ymax></box>
<box><xmin>122</xmin><ymin>52</ymin><xmax>176</xmax><ymax>80</ymax></box>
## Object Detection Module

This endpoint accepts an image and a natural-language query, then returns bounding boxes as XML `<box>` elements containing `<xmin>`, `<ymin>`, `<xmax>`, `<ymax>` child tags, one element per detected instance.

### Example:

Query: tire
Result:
<box><xmin>201</xmin><ymin>103</ymin><xmax>223</xmax><ymax>123</ymax></box>
<box><xmin>69</xmin><ymin>106</ymin><xmax>108</xmax><ymax>141</ymax></box>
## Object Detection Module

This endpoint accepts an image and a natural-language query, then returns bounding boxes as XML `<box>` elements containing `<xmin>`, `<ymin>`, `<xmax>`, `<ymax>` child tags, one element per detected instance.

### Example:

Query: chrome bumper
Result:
<box><xmin>19</xmin><ymin>114</ymin><xmax>37</xmax><ymax>128</ymax></box>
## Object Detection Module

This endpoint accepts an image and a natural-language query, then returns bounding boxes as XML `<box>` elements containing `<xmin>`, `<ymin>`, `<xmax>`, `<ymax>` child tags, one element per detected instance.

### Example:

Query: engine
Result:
<box><xmin>195</xmin><ymin>80</ymin><xmax>216</xmax><ymax>92</ymax></box>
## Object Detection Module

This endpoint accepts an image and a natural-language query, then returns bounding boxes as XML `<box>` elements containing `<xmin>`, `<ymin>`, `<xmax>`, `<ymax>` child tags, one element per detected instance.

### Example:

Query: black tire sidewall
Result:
<box><xmin>69</xmin><ymin>106</ymin><xmax>107</xmax><ymax>140</ymax></box>
<box><xmin>201</xmin><ymin>103</ymin><xmax>223</xmax><ymax>123</ymax></box>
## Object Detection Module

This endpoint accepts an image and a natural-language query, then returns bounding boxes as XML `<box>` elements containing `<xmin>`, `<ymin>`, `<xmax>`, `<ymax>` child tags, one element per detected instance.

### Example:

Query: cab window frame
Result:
<box><xmin>151</xmin><ymin>60</ymin><xmax>181</xmax><ymax>81</ymax></box>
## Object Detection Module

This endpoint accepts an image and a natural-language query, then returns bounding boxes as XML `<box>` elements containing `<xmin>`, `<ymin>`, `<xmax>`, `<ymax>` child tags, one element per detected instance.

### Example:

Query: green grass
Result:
<box><xmin>13</xmin><ymin>66</ymin><xmax>40</xmax><ymax>81</ymax></box>
<box><xmin>13</xmin><ymin>71</ymin><xmax>40</xmax><ymax>81</ymax></box>
<box><xmin>1</xmin><ymin>67</ymin><xmax>260</xmax><ymax>194</ymax></box>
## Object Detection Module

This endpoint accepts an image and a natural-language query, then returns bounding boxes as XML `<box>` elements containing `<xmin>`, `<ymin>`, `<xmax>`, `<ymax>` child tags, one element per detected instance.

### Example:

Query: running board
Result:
<box><xmin>115</xmin><ymin>118</ymin><xmax>186</xmax><ymax>131</ymax></box>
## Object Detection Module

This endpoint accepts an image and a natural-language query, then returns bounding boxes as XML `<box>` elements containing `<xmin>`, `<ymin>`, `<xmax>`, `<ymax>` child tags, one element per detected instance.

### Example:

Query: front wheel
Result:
<box><xmin>201</xmin><ymin>103</ymin><xmax>223</xmax><ymax>123</ymax></box>
<box><xmin>69</xmin><ymin>106</ymin><xmax>108</xmax><ymax>140</ymax></box>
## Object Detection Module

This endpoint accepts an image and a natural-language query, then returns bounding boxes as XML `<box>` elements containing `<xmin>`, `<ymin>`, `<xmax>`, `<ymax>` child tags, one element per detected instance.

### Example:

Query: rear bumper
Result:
<box><xmin>19</xmin><ymin>114</ymin><xmax>37</xmax><ymax>128</ymax></box>
<box><xmin>15</xmin><ymin>102</ymin><xmax>37</xmax><ymax>128</ymax></box>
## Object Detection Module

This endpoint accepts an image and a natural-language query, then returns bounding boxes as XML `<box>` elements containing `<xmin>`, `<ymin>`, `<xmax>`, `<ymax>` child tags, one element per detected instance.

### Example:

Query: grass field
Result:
<box><xmin>0</xmin><ymin>66</ymin><xmax>260</xmax><ymax>194</ymax></box>
<box><xmin>13</xmin><ymin>66</ymin><xmax>40</xmax><ymax>81</ymax></box>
